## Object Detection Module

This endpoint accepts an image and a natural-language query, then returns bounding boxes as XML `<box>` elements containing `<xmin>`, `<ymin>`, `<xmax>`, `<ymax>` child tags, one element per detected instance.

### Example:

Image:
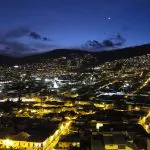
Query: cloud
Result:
<box><xmin>29</xmin><ymin>32</ymin><xmax>41</xmax><ymax>40</ymax></box>
<box><xmin>82</xmin><ymin>34</ymin><xmax>126</xmax><ymax>50</ymax></box>
<box><xmin>3</xmin><ymin>27</ymin><xmax>50</xmax><ymax>41</ymax></box>
<box><xmin>0</xmin><ymin>38</ymin><xmax>31</xmax><ymax>56</ymax></box>
<box><xmin>109</xmin><ymin>34</ymin><xmax>126</xmax><ymax>46</ymax></box>
<box><xmin>43</xmin><ymin>37</ymin><xmax>50</xmax><ymax>41</ymax></box>
<box><xmin>0</xmin><ymin>27</ymin><xmax>54</xmax><ymax>56</ymax></box>
<box><xmin>29</xmin><ymin>32</ymin><xmax>50</xmax><ymax>41</ymax></box>
<box><xmin>102</xmin><ymin>40</ymin><xmax>114</xmax><ymax>47</ymax></box>
<box><xmin>4</xmin><ymin>27</ymin><xmax>30</xmax><ymax>39</ymax></box>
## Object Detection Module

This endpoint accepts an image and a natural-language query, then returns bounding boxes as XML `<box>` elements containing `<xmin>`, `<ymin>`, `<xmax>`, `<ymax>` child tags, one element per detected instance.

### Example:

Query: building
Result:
<box><xmin>56</xmin><ymin>134</ymin><xmax>80</xmax><ymax>150</ymax></box>
<box><xmin>0</xmin><ymin>117</ymin><xmax>61</xmax><ymax>150</ymax></box>
<box><xmin>103</xmin><ymin>133</ymin><xmax>132</xmax><ymax>150</ymax></box>
<box><xmin>91</xmin><ymin>133</ymin><xmax>134</xmax><ymax>150</ymax></box>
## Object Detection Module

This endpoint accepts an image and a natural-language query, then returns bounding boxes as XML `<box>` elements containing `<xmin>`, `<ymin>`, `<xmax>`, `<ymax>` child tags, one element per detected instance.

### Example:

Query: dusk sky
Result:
<box><xmin>0</xmin><ymin>0</ymin><xmax>150</xmax><ymax>55</ymax></box>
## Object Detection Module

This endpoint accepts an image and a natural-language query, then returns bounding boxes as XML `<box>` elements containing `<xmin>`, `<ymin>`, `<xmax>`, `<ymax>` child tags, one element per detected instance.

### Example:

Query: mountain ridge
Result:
<box><xmin>0</xmin><ymin>44</ymin><xmax>150</xmax><ymax>66</ymax></box>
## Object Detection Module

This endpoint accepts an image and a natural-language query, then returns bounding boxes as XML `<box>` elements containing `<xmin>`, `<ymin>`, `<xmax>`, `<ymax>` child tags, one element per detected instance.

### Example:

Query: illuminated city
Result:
<box><xmin>0</xmin><ymin>47</ymin><xmax>149</xmax><ymax>149</ymax></box>
<box><xmin>0</xmin><ymin>0</ymin><xmax>150</xmax><ymax>149</ymax></box>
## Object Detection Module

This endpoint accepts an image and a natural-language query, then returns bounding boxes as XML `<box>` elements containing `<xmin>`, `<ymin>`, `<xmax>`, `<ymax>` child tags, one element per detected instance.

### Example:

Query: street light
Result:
<box><xmin>55</xmin><ymin>130</ymin><xmax>59</xmax><ymax>135</ymax></box>
<box><xmin>145</xmin><ymin>125</ymin><xmax>149</xmax><ymax>131</ymax></box>
<box><xmin>4</xmin><ymin>139</ymin><xmax>13</xmax><ymax>148</ymax></box>
<box><xmin>60</xmin><ymin>125</ymin><xmax>64</xmax><ymax>130</ymax></box>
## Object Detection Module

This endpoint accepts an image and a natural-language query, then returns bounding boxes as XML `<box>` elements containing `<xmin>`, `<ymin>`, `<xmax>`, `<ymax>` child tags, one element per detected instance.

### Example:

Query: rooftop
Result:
<box><xmin>0</xmin><ymin>117</ymin><xmax>60</xmax><ymax>142</ymax></box>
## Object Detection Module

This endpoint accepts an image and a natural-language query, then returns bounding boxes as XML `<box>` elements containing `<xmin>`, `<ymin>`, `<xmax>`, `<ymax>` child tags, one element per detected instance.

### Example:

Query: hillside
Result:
<box><xmin>0</xmin><ymin>44</ymin><xmax>150</xmax><ymax>66</ymax></box>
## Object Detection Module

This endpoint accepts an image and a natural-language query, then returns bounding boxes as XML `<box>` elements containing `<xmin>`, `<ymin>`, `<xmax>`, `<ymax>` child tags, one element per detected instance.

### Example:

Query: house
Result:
<box><xmin>56</xmin><ymin>134</ymin><xmax>80</xmax><ymax>150</ymax></box>
<box><xmin>103</xmin><ymin>133</ymin><xmax>131</xmax><ymax>150</ymax></box>
<box><xmin>91</xmin><ymin>133</ymin><xmax>134</xmax><ymax>150</ymax></box>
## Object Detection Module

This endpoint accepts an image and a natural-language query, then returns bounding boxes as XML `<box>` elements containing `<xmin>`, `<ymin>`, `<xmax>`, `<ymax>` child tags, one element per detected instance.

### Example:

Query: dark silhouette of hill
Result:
<box><xmin>0</xmin><ymin>44</ymin><xmax>150</xmax><ymax>66</ymax></box>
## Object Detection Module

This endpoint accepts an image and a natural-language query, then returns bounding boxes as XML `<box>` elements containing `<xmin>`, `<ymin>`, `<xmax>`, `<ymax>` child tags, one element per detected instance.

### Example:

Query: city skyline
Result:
<box><xmin>0</xmin><ymin>1</ymin><xmax>149</xmax><ymax>149</ymax></box>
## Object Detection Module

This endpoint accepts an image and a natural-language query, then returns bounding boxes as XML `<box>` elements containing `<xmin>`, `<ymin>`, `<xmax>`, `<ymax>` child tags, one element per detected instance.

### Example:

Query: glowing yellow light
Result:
<box><xmin>66</xmin><ymin>122</ymin><xmax>70</xmax><ymax>126</ymax></box>
<box><xmin>43</xmin><ymin>141</ymin><xmax>46</xmax><ymax>145</ymax></box>
<box><xmin>55</xmin><ymin>130</ymin><xmax>59</xmax><ymax>135</ymax></box>
<box><xmin>50</xmin><ymin>136</ymin><xmax>53</xmax><ymax>140</ymax></box>
<box><xmin>96</xmin><ymin>123</ymin><xmax>103</xmax><ymax>130</ymax></box>
<box><xmin>19</xmin><ymin>110</ymin><xmax>22</xmax><ymax>113</ymax></box>
<box><xmin>4</xmin><ymin>139</ymin><xmax>13</xmax><ymax>147</ymax></box>
<box><xmin>135</xmin><ymin>107</ymin><xmax>139</xmax><ymax>110</ymax></box>
<box><xmin>143</xmin><ymin>117</ymin><xmax>146</xmax><ymax>122</ymax></box>
<box><xmin>145</xmin><ymin>125</ymin><xmax>149</xmax><ymax>131</ymax></box>
<box><xmin>60</xmin><ymin>125</ymin><xmax>64</xmax><ymax>130</ymax></box>
<box><xmin>31</xmin><ymin>110</ymin><xmax>36</xmax><ymax>113</ymax></box>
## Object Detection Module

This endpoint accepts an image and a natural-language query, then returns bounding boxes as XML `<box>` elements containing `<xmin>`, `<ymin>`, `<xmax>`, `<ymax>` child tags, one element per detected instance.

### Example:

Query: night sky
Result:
<box><xmin>0</xmin><ymin>0</ymin><xmax>150</xmax><ymax>55</ymax></box>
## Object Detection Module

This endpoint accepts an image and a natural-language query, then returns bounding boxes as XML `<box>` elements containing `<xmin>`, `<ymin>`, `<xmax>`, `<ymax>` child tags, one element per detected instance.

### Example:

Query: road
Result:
<box><xmin>138</xmin><ymin>111</ymin><xmax>150</xmax><ymax>134</ymax></box>
<box><xmin>98</xmin><ymin>80</ymin><xmax>117</xmax><ymax>90</ymax></box>
<box><xmin>133</xmin><ymin>76</ymin><xmax>150</xmax><ymax>94</ymax></box>
<box><xmin>43</xmin><ymin>120</ymin><xmax>72</xmax><ymax>150</ymax></box>
<box><xmin>124</xmin><ymin>76</ymin><xmax>150</xmax><ymax>99</ymax></box>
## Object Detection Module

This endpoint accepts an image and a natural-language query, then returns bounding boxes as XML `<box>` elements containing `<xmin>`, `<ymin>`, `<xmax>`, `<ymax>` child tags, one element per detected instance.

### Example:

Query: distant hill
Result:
<box><xmin>0</xmin><ymin>44</ymin><xmax>150</xmax><ymax>66</ymax></box>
